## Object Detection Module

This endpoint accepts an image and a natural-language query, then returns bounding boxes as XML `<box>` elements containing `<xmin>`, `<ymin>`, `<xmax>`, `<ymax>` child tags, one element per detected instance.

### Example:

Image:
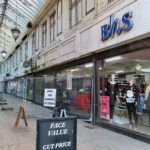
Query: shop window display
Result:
<box><xmin>53</xmin><ymin>63</ymin><xmax>93</xmax><ymax>118</ymax></box>
<box><xmin>99</xmin><ymin>49</ymin><xmax>150</xmax><ymax>135</ymax></box>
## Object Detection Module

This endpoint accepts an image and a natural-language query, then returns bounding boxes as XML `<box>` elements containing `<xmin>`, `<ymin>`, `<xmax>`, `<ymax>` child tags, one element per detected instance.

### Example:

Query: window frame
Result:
<box><xmin>35</xmin><ymin>26</ymin><xmax>39</xmax><ymax>51</ymax></box>
<box><xmin>50</xmin><ymin>12</ymin><xmax>56</xmax><ymax>42</ymax></box>
<box><xmin>25</xmin><ymin>41</ymin><xmax>28</xmax><ymax>60</ymax></box>
<box><xmin>108</xmin><ymin>0</ymin><xmax>114</xmax><ymax>4</ymax></box>
<box><xmin>42</xmin><ymin>21</ymin><xmax>47</xmax><ymax>48</ymax></box>
<box><xmin>32</xmin><ymin>32</ymin><xmax>36</xmax><ymax>55</ymax></box>
<box><xmin>57</xmin><ymin>0</ymin><xmax>62</xmax><ymax>35</ymax></box>
<box><xmin>69</xmin><ymin>0</ymin><xmax>82</xmax><ymax>28</ymax></box>
<box><xmin>85</xmin><ymin>0</ymin><xmax>95</xmax><ymax>15</ymax></box>
<box><xmin>20</xmin><ymin>46</ymin><xmax>23</xmax><ymax>62</ymax></box>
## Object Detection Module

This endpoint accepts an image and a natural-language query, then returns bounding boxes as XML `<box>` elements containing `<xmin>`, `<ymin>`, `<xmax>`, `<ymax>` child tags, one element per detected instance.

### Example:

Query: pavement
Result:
<box><xmin>0</xmin><ymin>94</ymin><xmax>150</xmax><ymax>150</ymax></box>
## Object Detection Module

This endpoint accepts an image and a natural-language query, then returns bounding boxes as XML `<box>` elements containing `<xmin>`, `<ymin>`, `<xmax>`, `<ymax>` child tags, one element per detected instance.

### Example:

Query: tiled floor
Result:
<box><xmin>0</xmin><ymin>94</ymin><xmax>150</xmax><ymax>150</ymax></box>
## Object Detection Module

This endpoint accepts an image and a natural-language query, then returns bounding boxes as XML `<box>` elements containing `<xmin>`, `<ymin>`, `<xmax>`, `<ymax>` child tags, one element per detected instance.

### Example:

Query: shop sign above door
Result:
<box><xmin>101</xmin><ymin>12</ymin><xmax>133</xmax><ymax>41</ymax></box>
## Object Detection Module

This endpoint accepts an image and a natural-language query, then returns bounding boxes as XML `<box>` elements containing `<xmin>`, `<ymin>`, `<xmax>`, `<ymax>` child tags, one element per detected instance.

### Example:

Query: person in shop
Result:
<box><xmin>126</xmin><ymin>80</ymin><xmax>139</xmax><ymax>129</ymax></box>
<box><xmin>145</xmin><ymin>83</ymin><xmax>150</xmax><ymax>127</ymax></box>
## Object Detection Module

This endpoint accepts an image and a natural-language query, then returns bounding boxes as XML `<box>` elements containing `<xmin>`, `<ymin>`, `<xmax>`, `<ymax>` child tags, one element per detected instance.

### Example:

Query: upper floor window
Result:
<box><xmin>20</xmin><ymin>46</ymin><xmax>23</xmax><ymax>62</ymax></box>
<box><xmin>12</xmin><ymin>55</ymin><xmax>14</xmax><ymax>68</ymax></box>
<box><xmin>42</xmin><ymin>21</ymin><xmax>47</xmax><ymax>48</ymax></box>
<box><xmin>16</xmin><ymin>50</ymin><xmax>18</xmax><ymax>66</ymax></box>
<box><xmin>50</xmin><ymin>13</ymin><xmax>56</xmax><ymax>42</ymax></box>
<box><xmin>7</xmin><ymin>61</ymin><xmax>8</xmax><ymax>72</ymax></box>
<box><xmin>0</xmin><ymin>65</ymin><xmax>1</xmax><ymax>74</ymax></box>
<box><xmin>8</xmin><ymin>59</ymin><xmax>10</xmax><ymax>71</ymax></box>
<box><xmin>36</xmin><ymin>27</ymin><xmax>39</xmax><ymax>50</ymax></box>
<box><xmin>108</xmin><ymin>0</ymin><xmax>114</xmax><ymax>4</ymax></box>
<box><xmin>25</xmin><ymin>41</ymin><xmax>28</xmax><ymax>60</ymax></box>
<box><xmin>69</xmin><ymin>0</ymin><xmax>82</xmax><ymax>28</ymax></box>
<box><xmin>85</xmin><ymin>0</ymin><xmax>95</xmax><ymax>14</ymax></box>
<box><xmin>57</xmin><ymin>0</ymin><xmax>62</xmax><ymax>35</ymax></box>
<box><xmin>9</xmin><ymin>58</ymin><xmax>11</xmax><ymax>71</ymax></box>
<box><xmin>4</xmin><ymin>63</ymin><xmax>5</xmax><ymax>73</ymax></box>
<box><xmin>32</xmin><ymin>32</ymin><xmax>36</xmax><ymax>54</ymax></box>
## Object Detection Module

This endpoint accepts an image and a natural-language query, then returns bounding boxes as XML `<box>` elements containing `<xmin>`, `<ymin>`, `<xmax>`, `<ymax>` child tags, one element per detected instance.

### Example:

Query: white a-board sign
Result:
<box><xmin>44</xmin><ymin>89</ymin><xmax>56</xmax><ymax>107</ymax></box>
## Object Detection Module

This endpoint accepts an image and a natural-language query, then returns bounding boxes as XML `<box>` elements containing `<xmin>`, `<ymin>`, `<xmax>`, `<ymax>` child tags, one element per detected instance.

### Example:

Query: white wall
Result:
<box><xmin>1</xmin><ymin>0</ymin><xmax>150</xmax><ymax>79</ymax></box>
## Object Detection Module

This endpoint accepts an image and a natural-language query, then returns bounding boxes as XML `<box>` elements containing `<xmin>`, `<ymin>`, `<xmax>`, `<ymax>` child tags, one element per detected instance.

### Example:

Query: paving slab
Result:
<box><xmin>0</xmin><ymin>94</ymin><xmax>149</xmax><ymax>150</ymax></box>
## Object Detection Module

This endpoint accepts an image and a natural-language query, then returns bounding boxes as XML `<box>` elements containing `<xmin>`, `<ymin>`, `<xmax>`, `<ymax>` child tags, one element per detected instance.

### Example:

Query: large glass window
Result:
<box><xmin>34</xmin><ymin>77</ymin><xmax>44</xmax><ymax>104</ymax></box>
<box><xmin>42</xmin><ymin>21</ymin><xmax>47</xmax><ymax>47</ymax></box>
<box><xmin>55</xmin><ymin>63</ymin><xmax>93</xmax><ymax>117</ymax></box>
<box><xmin>70</xmin><ymin>0</ymin><xmax>82</xmax><ymax>28</ymax></box>
<box><xmin>98</xmin><ymin>49</ymin><xmax>150</xmax><ymax>135</ymax></box>
<box><xmin>26</xmin><ymin>77</ymin><xmax>34</xmax><ymax>101</ymax></box>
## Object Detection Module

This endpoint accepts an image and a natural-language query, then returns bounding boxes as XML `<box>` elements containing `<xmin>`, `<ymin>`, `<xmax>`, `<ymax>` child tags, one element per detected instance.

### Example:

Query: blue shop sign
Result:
<box><xmin>101</xmin><ymin>12</ymin><xmax>133</xmax><ymax>41</ymax></box>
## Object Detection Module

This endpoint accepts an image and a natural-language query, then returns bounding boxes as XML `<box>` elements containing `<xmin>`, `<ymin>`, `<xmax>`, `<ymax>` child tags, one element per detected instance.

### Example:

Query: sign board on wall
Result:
<box><xmin>101</xmin><ymin>12</ymin><xmax>133</xmax><ymax>41</ymax></box>
<box><xmin>44</xmin><ymin>89</ymin><xmax>56</xmax><ymax>107</ymax></box>
<box><xmin>36</xmin><ymin>117</ymin><xmax>77</xmax><ymax>150</ymax></box>
<box><xmin>100</xmin><ymin>96</ymin><xmax>110</xmax><ymax>120</ymax></box>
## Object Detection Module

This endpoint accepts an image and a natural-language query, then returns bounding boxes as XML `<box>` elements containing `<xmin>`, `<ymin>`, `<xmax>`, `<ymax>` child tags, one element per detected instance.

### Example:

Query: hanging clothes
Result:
<box><xmin>136</xmin><ymin>95</ymin><xmax>144</xmax><ymax>113</ymax></box>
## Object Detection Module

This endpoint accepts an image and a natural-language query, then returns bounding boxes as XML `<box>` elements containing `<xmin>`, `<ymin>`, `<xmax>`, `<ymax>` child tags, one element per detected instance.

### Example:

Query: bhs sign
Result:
<box><xmin>101</xmin><ymin>12</ymin><xmax>133</xmax><ymax>41</ymax></box>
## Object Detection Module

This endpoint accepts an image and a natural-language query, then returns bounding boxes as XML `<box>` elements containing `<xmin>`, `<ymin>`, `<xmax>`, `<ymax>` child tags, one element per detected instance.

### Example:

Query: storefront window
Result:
<box><xmin>41</xmin><ymin>63</ymin><xmax>93</xmax><ymax>117</ymax></box>
<box><xmin>6</xmin><ymin>80</ymin><xmax>17</xmax><ymax>95</ymax></box>
<box><xmin>16</xmin><ymin>78</ymin><xmax>24</xmax><ymax>98</ymax></box>
<box><xmin>26</xmin><ymin>77</ymin><xmax>34</xmax><ymax>101</ymax></box>
<box><xmin>55</xmin><ymin>63</ymin><xmax>93</xmax><ymax>117</ymax></box>
<box><xmin>99</xmin><ymin>49</ymin><xmax>150</xmax><ymax>135</ymax></box>
<box><xmin>34</xmin><ymin>77</ymin><xmax>44</xmax><ymax>104</ymax></box>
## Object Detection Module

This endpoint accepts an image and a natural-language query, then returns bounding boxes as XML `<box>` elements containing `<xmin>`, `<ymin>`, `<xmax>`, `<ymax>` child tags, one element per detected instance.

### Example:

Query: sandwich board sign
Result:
<box><xmin>36</xmin><ymin>117</ymin><xmax>77</xmax><ymax>150</ymax></box>
<box><xmin>44</xmin><ymin>89</ymin><xmax>56</xmax><ymax>107</ymax></box>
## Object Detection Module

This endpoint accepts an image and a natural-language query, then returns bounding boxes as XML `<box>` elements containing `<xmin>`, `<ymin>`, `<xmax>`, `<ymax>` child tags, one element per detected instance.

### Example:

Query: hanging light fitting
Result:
<box><xmin>11</xmin><ymin>0</ymin><xmax>21</xmax><ymax>41</ymax></box>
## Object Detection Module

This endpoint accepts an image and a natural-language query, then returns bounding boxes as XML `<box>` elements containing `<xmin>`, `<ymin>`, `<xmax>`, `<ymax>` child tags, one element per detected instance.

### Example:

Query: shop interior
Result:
<box><xmin>101</xmin><ymin>49</ymin><xmax>150</xmax><ymax>135</ymax></box>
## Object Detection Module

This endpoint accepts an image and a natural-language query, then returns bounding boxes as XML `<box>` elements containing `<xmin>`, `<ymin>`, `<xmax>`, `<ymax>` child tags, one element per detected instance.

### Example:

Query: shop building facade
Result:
<box><xmin>1</xmin><ymin>0</ymin><xmax>150</xmax><ymax>142</ymax></box>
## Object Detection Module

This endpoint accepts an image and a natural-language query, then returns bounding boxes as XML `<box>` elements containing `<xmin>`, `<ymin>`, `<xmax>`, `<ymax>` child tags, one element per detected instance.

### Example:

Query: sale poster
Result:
<box><xmin>100</xmin><ymin>96</ymin><xmax>110</xmax><ymax>120</ymax></box>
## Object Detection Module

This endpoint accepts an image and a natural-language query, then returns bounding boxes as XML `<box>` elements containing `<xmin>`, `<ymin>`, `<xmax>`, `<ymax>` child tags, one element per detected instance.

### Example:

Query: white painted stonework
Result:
<box><xmin>1</xmin><ymin>0</ymin><xmax>150</xmax><ymax>80</ymax></box>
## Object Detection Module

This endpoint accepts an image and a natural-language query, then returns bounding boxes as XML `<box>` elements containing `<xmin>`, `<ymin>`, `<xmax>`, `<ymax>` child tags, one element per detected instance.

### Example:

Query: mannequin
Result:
<box><xmin>145</xmin><ymin>83</ymin><xmax>150</xmax><ymax>127</ymax></box>
<box><xmin>109</xmin><ymin>74</ymin><xmax>117</xmax><ymax>123</ymax></box>
<box><xmin>126</xmin><ymin>80</ymin><xmax>138</xmax><ymax>129</ymax></box>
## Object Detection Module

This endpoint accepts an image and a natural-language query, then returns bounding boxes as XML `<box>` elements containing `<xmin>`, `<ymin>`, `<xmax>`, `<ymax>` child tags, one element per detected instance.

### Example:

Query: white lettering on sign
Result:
<box><xmin>50</xmin><ymin>122</ymin><xmax>65</xmax><ymax>128</ymax></box>
<box><xmin>48</xmin><ymin>129</ymin><xmax>68</xmax><ymax>136</ymax></box>
<box><xmin>43</xmin><ymin>144</ymin><xmax>55</xmax><ymax>150</ymax></box>
<box><xmin>42</xmin><ymin>141</ymin><xmax>71</xmax><ymax>150</ymax></box>
<box><xmin>55</xmin><ymin>141</ymin><xmax>71</xmax><ymax>148</ymax></box>
<box><xmin>48</xmin><ymin>122</ymin><xmax>68</xmax><ymax>136</ymax></box>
